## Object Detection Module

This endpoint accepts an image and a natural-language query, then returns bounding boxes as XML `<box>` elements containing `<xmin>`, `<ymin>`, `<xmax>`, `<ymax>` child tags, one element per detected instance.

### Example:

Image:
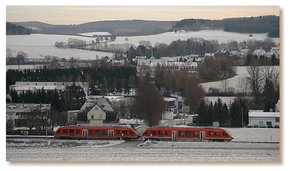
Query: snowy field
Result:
<box><xmin>200</xmin><ymin>66</ymin><xmax>280</xmax><ymax>93</ymax></box>
<box><xmin>6</xmin><ymin>30</ymin><xmax>278</xmax><ymax>61</ymax></box>
<box><xmin>6</xmin><ymin>128</ymin><xmax>280</xmax><ymax>162</ymax></box>
<box><xmin>6</xmin><ymin>34</ymin><xmax>114</xmax><ymax>60</ymax></box>
<box><xmin>112</xmin><ymin>30</ymin><xmax>278</xmax><ymax>46</ymax></box>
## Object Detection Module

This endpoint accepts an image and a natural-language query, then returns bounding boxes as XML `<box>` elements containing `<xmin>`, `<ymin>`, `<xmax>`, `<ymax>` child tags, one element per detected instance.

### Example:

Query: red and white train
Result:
<box><xmin>54</xmin><ymin>125</ymin><xmax>139</xmax><ymax>140</ymax></box>
<box><xmin>54</xmin><ymin>126</ymin><xmax>233</xmax><ymax>142</ymax></box>
<box><xmin>142</xmin><ymin>127</ymin><xmax>233</xmax><ymax>142</ymax></box>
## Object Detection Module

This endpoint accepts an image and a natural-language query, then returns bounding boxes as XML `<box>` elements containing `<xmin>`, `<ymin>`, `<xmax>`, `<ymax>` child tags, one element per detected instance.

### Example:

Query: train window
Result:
<box><xmin>151</xmin><ymin>130</ymin><xmax>156</xmax><ymax>135</ymax></box>
<box><xmin>122</xmin><ymin>130</ymin><xmax>127</xmax><ymax>135</ymax></box>
<box><xmin>144</xmin><ymin>131</ymin><xmax>148</xmax><ymax>135</ymax></box>
<box><xmin>76</xmin><ymin>130</ymin><xmax>80</xmax><ymax>135</ymax></box>
<box><xmin>102</xmin><ymin>130</ymin><xmax>107</xmax><ymax>136</ymax></box>
<box><xmin>186</xmin><ymin>131</ymin><xmax>191</xmax><ymax>137</ymax></box>
<box><xmin>89</xmin><ymin>130</ymin><xmax>94</xmax><ymax>136</ymax></box>
<box><xmin>215</xmin><ymin>131</ymin><xmax>220</xmax><ymax>136</ymax></box>
<box><xmin>96</xmin><ymin>130</ymin><xmax>101</xmax><ymax>136</ymax></box>
<box><xmin>63</xmin><ymin>129</ymin><xmax>68</xmax><ymax>134</ymax></box>
<box><xmin>116</xmin><ymin>130</ymin><xmax>120</xmax><ymax>135</ymax></box>
<box><xmin>209</xmin><ymin>131</ymin><xmax>214</xmax><ymax>136</ymax></box>
<box><xmin>69</xmin><ymin>129</ymin><xmax>74</xmax><ymax>135</ymax></box>
<box><xmin>158</xmin><ymin>130</ymin><xmax>163</xmax><ymax>135</ymax></box>
<box><xmin>223</xmin><ymin>132</ymin><xmax>229</xmax><ymax>137</ymax></box>
<box><xmin>164</xmin><ymin>131</ymin><xmax>169</xmax><ymax>135</ymax></box>
<box><xmin>130</xmin><ymin>131</ymin><xmax>135</xmax><ymax>136</ymax></box>
<box><xmin>56</xmin><ymin>129</ymin><xmax>61</xmax><ymax>134</ymax></box>
<box><xmin>179</xmin><ymin>131</ymin><xmax>184</xmax><ymax>137</ymax></box>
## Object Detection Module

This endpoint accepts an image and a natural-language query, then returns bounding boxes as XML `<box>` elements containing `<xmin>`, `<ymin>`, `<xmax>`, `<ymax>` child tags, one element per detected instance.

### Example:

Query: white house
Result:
<box><xmin>248</xmin><ymin>110</ymin><xmax>280</xmax><ymax>127</ymax></box>
<box><xmin>78</xmin><ymin>97</ymin><xmax>116</xmax><ymax>125</ymax></box>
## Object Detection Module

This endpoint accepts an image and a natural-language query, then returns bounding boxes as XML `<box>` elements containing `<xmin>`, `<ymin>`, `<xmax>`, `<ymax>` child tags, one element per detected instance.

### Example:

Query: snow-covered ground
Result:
<box><xmin>78</xmin><ymin>32</ymin><xmax>111</xmax><ymax>37</ymax></box>
<box><xmin>6</xmin><ymin>34</ymin><xmax>114</xmax><ymax>60</ymax></box>
<box><xmin>112</xmin><ymin>30</ymin><xmax>278</xmax><ymax>46</ymax></box>
<box><xmin>200</xmin><ymin>66</ymin><xmax>280</xmax><ymax>93</ymax></box>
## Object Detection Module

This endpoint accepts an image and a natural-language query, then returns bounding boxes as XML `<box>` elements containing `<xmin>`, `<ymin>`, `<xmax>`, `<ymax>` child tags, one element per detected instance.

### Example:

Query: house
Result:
<box><xmin>248</xmin><ymin>110</ymin><xmax>280</xmax><ymax>127</ymax></box>
<box><xmin>78</xmin><ymin>97</ymin><xmax>117</xmax><ymax>125</ymax></box>
<box><xmin>6</xmin><ymin>103</ymin><xmax>51</xmax><ymax>130</ymax></box>
<box><xmin>252</xmin><ymin>48</ymin><xmax>267</xmax><ymax>58</ymax></box>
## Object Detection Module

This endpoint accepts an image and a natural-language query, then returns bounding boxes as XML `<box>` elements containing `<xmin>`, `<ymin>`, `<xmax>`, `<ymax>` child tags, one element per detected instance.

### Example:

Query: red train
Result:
<box><xmin>142</xmin><ymin>127</ymin><xmax>233</xmax><ymax>142</ymax></box>
<box><xmin>54</xmin><ymin>126</ymin><xmax>233</xmax><ymax>142</ymax></box>
<box><xmin>54</xmin><ymin>125</ymin><xmax>139</xmax><ymax>140</ymax></box>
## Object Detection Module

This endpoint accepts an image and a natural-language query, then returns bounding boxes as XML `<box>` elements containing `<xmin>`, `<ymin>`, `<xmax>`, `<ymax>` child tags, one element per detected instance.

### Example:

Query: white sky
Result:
<box><xmin>6</xmin><ymin>6</ymin><xmax>280</xmax><ymax>25</ymax></box>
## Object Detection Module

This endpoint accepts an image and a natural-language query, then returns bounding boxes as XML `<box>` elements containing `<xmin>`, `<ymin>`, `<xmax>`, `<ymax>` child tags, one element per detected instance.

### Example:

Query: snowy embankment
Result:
<box><xmin>6</xmin><ymin>139</ymin><xmax>125</xmax><ymax>148</ymax></box>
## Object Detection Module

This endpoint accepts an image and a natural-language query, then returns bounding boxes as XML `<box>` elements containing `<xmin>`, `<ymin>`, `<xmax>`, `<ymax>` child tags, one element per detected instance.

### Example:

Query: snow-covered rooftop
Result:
<box><xmin>249</xmin><ymin>111</ymin><xmax>280</xmax><ymax>118</ymax></box>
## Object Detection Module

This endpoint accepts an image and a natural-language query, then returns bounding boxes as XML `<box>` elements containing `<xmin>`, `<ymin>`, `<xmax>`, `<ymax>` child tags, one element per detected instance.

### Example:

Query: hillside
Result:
<box><xmin>172</xmin><ymin>15</ymin><xmax>279</xmax><ymax>38</ymax></box>
<box><xmin>6</xmin><ymin>22</ymin><xmax>31</xmax><ymax>35</ymax></box>
<box><xmin>13</xmin><ymin>20</ymin><xmax>175</xmax><ymax>36</ymax></box>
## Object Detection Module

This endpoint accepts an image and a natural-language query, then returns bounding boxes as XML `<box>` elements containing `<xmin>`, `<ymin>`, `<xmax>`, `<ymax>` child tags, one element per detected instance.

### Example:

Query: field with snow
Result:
<box><xmin>200</xmin><ymin>66</ymin><xmax>280</xmax><ymax>94</ymax></box>
<box><xmin>6</xmin><ymin>128</ymin><xmax>280</xmax><ymax>162</ymax></box>
<box><xmin>112</xmin><ymin>30</ymin><xmax>278</xmax><ymax>46</ymax></box>
<box><xmin>6</xmin><ymin>34</ymin><xmax>114</xmax><ymax>60</ymax></box>
<box><xmin>6</xmin><ymin>30</ymin><xmax>278</xmax><ymax>61</ymax></box>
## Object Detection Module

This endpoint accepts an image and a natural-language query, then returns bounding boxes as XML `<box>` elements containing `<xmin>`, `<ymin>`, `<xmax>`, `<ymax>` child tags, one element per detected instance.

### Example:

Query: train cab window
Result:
<box><xmin>186</xmin><ymin>131</ymin><xmax>191</xmax><ymax>137</ymax></box>
<box><xmin>116</xmin><ymin>130</ymin><xmax>121</xmax><ymax>135</ymax></box>
<box><xmin>63</xmin><ymin>129</ymin><xmax>68</xmax><ymax>134</ymax></box>
<box><xmin>130</xmin><ymin>131</ymin><xmax>135</xmax><ymax>136</ymax></box>
<box><xmin>193</xmin><ymin>131</ymin><xmax>199</xmax><ymax>137</ymax></box>
<box><xmin>151</xmin><ymin>130</ymin><xmax>156</xmax><ymax>135</ymax></box>
<box><xmin>122</xmin><ymin>130</ymin><xmax>127</xmax><ymax>135</ymax></box>
<box><xmin>223</xmin><ymin>132</ymin><xmax>229</xmax><ymax>137</ymax></box>
<box><xmin>69</xmin><ymin>129</ymin><xmax>74</xmax><ymax>135</ymax></box>
<box><xmin>215</xmin><ymin>131</ymin><xmax>220</xmax><ymax>136</ymax></box>
<box><xmin>209</xmin><ymin>131</ymin><xmax>214</xmax><ymax>136</ymax></box>
<box><xmin>96</xmin><ymin>130</ymin><xmax>101</xmax><ymax>136</ymax></box>
<box><xmin>158</xmin><ymin>130</ymin><xmax>163</xmax><ymax>135</ymax></box>
<box><xmin>179</xmin><ymin>131</ymin><xmax>184</xmax><ymax>137</ymax></box>
<box><xmin>102</xmin><ymin>130</ymin><xmax>107</xmax><ymax>136</ymax></box>
<box><xmin>76</xmin><ymin>130</ymin><xmax>80</xmax><ymax>135</ymax></box>
<box><xmin>89</xmin><ymin>130</ymin><xmax>94</xmax><ymax>136</ymax></box>
<box><xmin>144</xmin><ymin>131</ymin><xmax>148</xmax><ymax>135</ymax></box>
<box><xmin>56</xmin><ymin>129</ymin><xmax>61</xmax><ymax>134</ymax></box>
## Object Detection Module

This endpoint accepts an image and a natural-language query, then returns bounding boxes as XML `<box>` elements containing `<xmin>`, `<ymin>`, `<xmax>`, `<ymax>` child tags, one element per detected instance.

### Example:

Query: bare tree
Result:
<box><xmin>247</xmin><ymin>65</ymin><xmax>264</xmax><ymax>104</ymax></box>
<box><xmin>134</xmin><ymin>73</ymin><xmax>165</xmax><ymax>127</ymax></box>
<box><xmin>238</xmin><ymin>77</ymin><xmax>249</xmax><ymax>95</ymax></box>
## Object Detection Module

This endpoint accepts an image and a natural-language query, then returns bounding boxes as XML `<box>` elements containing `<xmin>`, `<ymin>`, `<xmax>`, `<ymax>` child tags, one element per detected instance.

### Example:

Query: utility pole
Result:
<box><xmin>241</xmin><ymin>107</ymin><xmax>243</xmax><ymax>127</ymax></box>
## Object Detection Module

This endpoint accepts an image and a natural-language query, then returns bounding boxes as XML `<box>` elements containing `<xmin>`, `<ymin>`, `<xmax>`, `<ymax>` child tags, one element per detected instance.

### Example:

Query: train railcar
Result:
<box><xmin>142</xmin><ymin>127</ymin><xmax>233</xmax><ymax>142</ymax></box>
<box><xmin>54</xmin><ymin>126</ymin><xmax>139</xmax><ymax>140</ymax></box>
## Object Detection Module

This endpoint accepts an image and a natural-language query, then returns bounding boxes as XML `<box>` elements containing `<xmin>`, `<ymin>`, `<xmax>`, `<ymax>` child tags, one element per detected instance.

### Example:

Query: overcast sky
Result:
<box><xmin>6</xmin><ymin>6</ymin><xmax>280</xmax><ymax>25</ymax></box>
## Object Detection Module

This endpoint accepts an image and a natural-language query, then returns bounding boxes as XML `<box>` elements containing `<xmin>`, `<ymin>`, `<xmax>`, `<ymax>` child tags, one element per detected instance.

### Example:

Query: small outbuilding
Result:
<box><xmin>248</xmin><ymin>110</ymin><xmax>280</xmax><ymax>127</ymax></box>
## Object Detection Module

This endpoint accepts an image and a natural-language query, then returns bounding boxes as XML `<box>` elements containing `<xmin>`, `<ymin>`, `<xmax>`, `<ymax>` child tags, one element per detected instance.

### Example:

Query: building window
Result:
<box><xmin>275</xmin><ymin>117</ymin><xmax>280</xmax><ymax>122</ymax></box>
<box><xmin>259</xmin><ymin>121</ymin><xmax>263</xmax><ymax>126</ymax></box>
<box><xmin>91</xmin><ymin>115</ymin><xmax>94</xmax><ymax>120</ymax></box>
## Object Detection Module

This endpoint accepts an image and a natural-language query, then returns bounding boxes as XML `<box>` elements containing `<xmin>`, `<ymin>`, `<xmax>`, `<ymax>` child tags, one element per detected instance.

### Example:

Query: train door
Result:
<box><xmin>172</xmin><ymin>131</ymin><xmax>177</xmax><ymax>140</ymax></box>
<box><xmin>200</xmin><ymin>131</ymin><xmax>206</xmax><ymax>141</ymax></box>
<box><xmin>108</xmin><ymin>130</ymin><xmax>114</xmax><ymax>138</ymax></box>
<box><xmin>82</xmin><ymin>129</ymin><xmax>88</xmax><ymax>138</ymax></box>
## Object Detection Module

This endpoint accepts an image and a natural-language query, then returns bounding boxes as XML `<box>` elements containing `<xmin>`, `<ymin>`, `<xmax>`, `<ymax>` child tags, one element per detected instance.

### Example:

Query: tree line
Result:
<box><xmin>6</xmin><ymin>66</ymin><xmax>138</xmax><ymax>94</ymax></box>
<box><xmin>197</xmin><ymin>98</ymin><xmax>249</xmax><ymax>127</ymax></box>
<box><xmin>6</xmin><ymin>22</ymin><xmax>32</xmax><ymax>35</ymax></box>
<box><xmin>173</xmin><ymin>15</ymin><xmax>279</xmax><ymax>38</ymax></box>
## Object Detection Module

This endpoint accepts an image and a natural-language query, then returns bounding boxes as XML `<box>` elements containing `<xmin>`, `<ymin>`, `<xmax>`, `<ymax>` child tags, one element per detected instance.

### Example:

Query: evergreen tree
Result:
<box><xmin>197</xmin><ymin>100</ymin><xmax>208</xmax><ymax>126</ymax></box>
<box><xmin>262</xmin><ymin>79</ymin><xmax>278</xmax><ymax>112</ymax></box>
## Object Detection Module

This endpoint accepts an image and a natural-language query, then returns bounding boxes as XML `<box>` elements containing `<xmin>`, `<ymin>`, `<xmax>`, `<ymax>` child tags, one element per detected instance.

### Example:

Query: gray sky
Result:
<box><xmin>6</xmin><ymin>6</ymin><xmax>280</xmax><ymax>24</ymax></box>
